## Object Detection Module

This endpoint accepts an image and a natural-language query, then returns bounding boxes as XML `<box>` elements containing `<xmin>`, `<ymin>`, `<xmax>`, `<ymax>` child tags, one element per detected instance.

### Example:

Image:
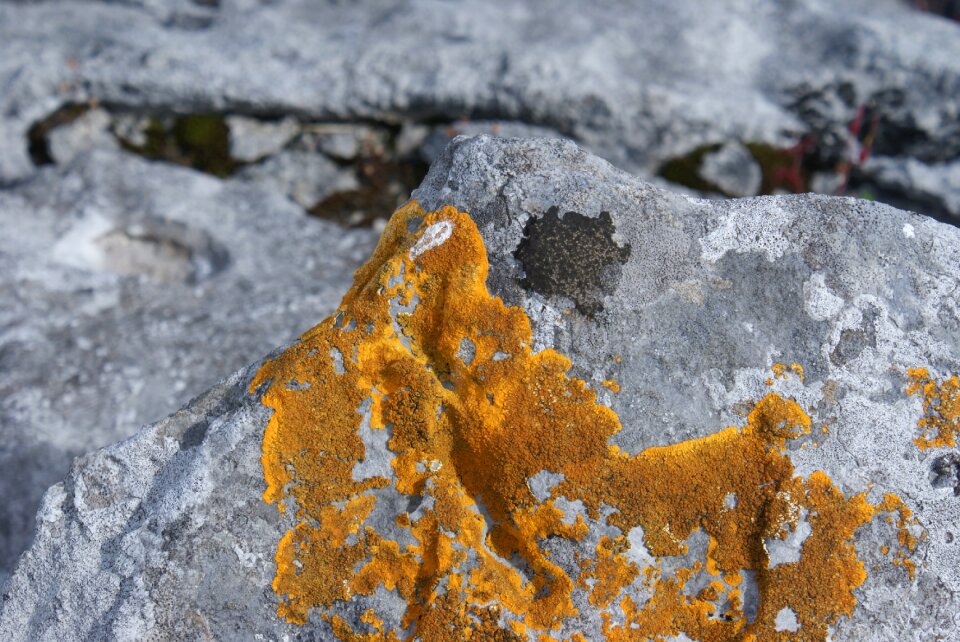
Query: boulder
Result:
<box><xmin>0</xmin><ymin>150</ymin><xmax>377</xmax><ymax>585</ymax></box>
<box><xmin>2</xmin><ymin>136</ymin><xmax>958</xmax><ymax>640</ymax></box>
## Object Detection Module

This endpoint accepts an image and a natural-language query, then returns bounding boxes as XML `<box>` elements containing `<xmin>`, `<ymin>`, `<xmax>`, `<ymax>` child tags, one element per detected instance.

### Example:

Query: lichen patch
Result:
<box><xmin>252</xmin><ymin>202</ymin><xmax>913</xmax><ymax>641</ymax></box>
<box><xmin>513</xmin><ymin>207</ymin><xmax>630</xmax><ymax>317</ymax></box>
<box><xmin>906</xmin><ymin>368</ymin><xmax>960</xmax><ymax>450</ymax></box>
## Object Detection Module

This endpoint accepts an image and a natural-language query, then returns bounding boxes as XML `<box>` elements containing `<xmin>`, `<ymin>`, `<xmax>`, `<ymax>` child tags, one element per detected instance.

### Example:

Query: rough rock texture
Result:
<box><xmin>2</xmin><ymin>136</ymin><xmax>958</xmax><ymax>639</ymax></box>
<box><xmin>1</xmin><ymin>0</ymin><xmax>959</xmax><ymax>220</ymax></box>
<box><xmin>0</xmin><ymin>150</ymin><xmax>377</xmax><ymax>585</ymax></box>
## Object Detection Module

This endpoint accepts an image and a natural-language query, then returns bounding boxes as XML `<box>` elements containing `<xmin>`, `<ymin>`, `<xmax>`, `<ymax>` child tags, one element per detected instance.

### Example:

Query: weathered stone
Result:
<box><xmin>2</xmin><ymin>0</ymin><xmax>959</xmax><ymax>222</ymax></box>
<box><xmin>46</xmin><ymin>108</ymin><xmax>117</xmax><ymax>165</ymax></box>
<box><xmin>234</xmin><ymin>149</ymin><xmax>359</xmax><ymax>209</ymax></box>
<box><xmin>2</xmin><ymin>136</ymin><xmax>958</xmax><ymax>640</ymax></box>
<box><xmin>862</xmin><ymin>156</ymin><xmax>960</xmax><ymax>223</ymax></box>
<box><xmin>300</xmin><ymin>124</ymin><xmax>390</xmax><ymax>163</ymax></box>
<box><xmin>226</xmin><ymin>116</ymin><xmax>299</xmax><ymax>163</ymax></box>
<box><xmin>0</xmin><ymin>149</ymin><xmax>377</xmax><ymax>586</ymax></box>
<box><xmin>698</xmin><ymin>141</ymin><xmax>763</xmax><ymax>198</ymax></box>
<box><xmin>418</xmin><ymin>120</ymin><xmax>565</xmax><ymax>165</ymax></box>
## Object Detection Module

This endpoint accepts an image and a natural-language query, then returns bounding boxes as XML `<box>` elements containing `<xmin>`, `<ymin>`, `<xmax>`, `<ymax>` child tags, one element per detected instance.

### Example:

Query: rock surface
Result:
<box><xmin>2</xmin><ymin>136</ymin><xmax>958</xmax><ymax>640</ymax></box>
<box><xmin>1</xmin><ymin>0</ymin><xmax>959</xmax><ymax>221</ymax></box>
<box><xmin>0</xmin><ymin>150</ymin><xmax>377</xmax><ymax>585</ymax></box>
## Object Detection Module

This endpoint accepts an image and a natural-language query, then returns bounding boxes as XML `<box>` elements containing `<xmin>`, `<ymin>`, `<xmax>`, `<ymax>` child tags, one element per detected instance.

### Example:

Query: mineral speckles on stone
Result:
<box><xmin>906</xmin><ymin>368</ymin><xmax>960</xmax><ymax>450</ymax></box>
<box><xmin>252</xmin><ymin>203</ymin><xmax>915</xmax><ymax>641</ymax></box>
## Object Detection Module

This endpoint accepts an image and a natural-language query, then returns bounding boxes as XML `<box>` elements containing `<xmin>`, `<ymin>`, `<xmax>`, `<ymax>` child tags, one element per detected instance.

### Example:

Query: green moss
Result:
<box><xmin>119</xmin><ymin>114</ymin><xmax>235</xmax><ymax>177</ymax></box>
<box><xmin>656</xmin><ymin>143</ymin><xmax>725</xmax><ymax>195</ymax></box>
<box><xmin>658</xmin><ymin>142</ymin><xmax>814</xmax><ymax>197</ymax></box>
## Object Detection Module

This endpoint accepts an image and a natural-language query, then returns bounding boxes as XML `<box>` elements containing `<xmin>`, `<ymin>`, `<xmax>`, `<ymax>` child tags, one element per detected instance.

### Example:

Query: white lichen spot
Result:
<box><xmin>724</xmin><ymin>493</ymin><xmax>738</xmax><ymax>509</ymax></box>
<box><xmin>457</xmin><ymin>337</ymin><xmax>476</xmax><ymax>366</ymax></box>
<box><xmin>699</xmin><ymin>204</ymin><xmax>796</xmax><ymax>263</ymax></box>
<box><xmin>775</xmin><ymin>606</ymin><xmax>800</xmax><ymax>632</ymax></box>
<box><xmin>803</xmin><ymin>273</ymin><xmax>844</xmax><ymax>321</ymax></box>
<box><xmin>409</xmin><ymin>220</ymin><xmax>454</xmax><ymax>259</ymax></box>
<box><xmin>902</xmin><ymin>223</ymin><xmax>915</xmax><ymax>239</ymax></box>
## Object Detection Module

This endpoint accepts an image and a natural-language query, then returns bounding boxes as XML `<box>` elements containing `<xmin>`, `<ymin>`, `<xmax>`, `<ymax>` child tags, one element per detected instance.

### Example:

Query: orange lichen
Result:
<box><xmin>874</xmin><ymin>494</ymin><xmax>920</xmax><ymax>580</ymax></box>
<box><xmin>906</xmin><ymin>368</ymin><xmax>960</xmax><ymax>449</ymax></box>
<box><xmin>577</xmin><ymin>536</ymin><xmax>638</xmax><ymax>608</ymax></box>
<box><xmin>601</xmin><ymin>379</ymin><xmax>620</xmax><ymax>393</ymax></box>
<box><xmin>252</xmin><ymin>202</ymin><xmax>912</xmax><ymax>641</ymax></box>
<box><xmin>771</xmin><ymin>362</ymin><xmax>805</xmax><ymax>382</ymax></box>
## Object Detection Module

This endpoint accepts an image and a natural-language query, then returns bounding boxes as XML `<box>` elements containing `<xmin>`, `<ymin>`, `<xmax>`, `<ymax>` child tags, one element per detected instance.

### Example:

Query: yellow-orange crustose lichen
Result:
<box><xmin>906</xmin><ymin>367</ymin><xmax>960</xmax><ymax>450</ymax></box>
<box><xmin>251</xmin><ymin>202</ymin><xmax>912</xmax><ymax>641</ymax></box>
<box><xmin>766</xmin><ymin>362</ymin><xmax>804</xmax><ymax>386</ymax></box>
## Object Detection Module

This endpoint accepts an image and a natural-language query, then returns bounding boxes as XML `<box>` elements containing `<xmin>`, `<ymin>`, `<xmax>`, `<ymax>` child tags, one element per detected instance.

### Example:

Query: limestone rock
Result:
<box><xmin>2</xmin><ymin>136</ymin><xmax>958</xmax><ymax>640</ymax></box>
<box><xmin>226</xmin><ymin>116</ymin><xmax>300</xmax><ymax>164</ymax></box>
<box><xmin>417</xmin><ymin>120</ymin><xmax>566</xmax><ymax>165</ymax></box>
<box><xmin>1</xmin><ymin>0</ymin><xmax>959</xmax><ymax>222</ymax></box>
<box><xmin>698</xmin><ymin>142</ymin><xmax>763</xmax><ymax>198</ymax></box>
<box><xmin>0</xmin><ymin>150</ymin><xmax>377</xmax><ymax>585</ymax></box>
<box><xmin>862</xmin><ymin>156</ymin><xmax>960</xmax><ymax>223</ymax></box>
<box><xmin>233</xmin><ymin>150</ymin><xmax>359</xmax><ymax>210</ymax></box>
<box><xmin>46</xmin><ymin>108</ymin><xmax>118</xmax><ymax>165</ymax></box>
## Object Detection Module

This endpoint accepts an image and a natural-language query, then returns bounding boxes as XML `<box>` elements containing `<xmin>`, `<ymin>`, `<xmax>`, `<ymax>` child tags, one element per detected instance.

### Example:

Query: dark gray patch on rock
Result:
<box><xmin>930</xmin><ymin>453</ymin><xmax>960</xmax><ymax>496</ymax></box>
<box><xmin>831</xmin><ymin>305</ymin><xmax>879</xmax><ymax>366</ymax></box>
<box><xmin>177</xmin><ymin>420</ymin><xmax>209</xmax><ymax>450</ymax></box>
<box><xmin>513</xmin><ymin>207</ymin><xmax>630</xmax><ymax>317</ymax></box>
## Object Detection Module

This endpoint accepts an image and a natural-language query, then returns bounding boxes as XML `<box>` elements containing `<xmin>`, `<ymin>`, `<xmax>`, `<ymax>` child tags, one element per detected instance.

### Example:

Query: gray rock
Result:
<box><xmin>810</xmin><ymin>169</ymin><xmax>846</xmax><ymax>196</ymax></box>
<box><xmin>0</xmin><ymin>149</ymin><xmax>376</xmax><ymax>585</ymax></box>
<box><xmin>863</xmin><ymin>156</ymin><xmax>960</xmax><ymax>221</ymax></box>
<box><xmin>226</xmin><ymin>116</ymin><xmax>299</xmax><ymax>163</ymax></box>
<box><xmin>300</xmin><ymin>123</ymin><xmax>390</xmax><ymax>163</ymax></box>
<box><xmin>111</xmin><ymin>113</ymin><xmax>151</xmax><ymax>148</ymax></box>
<box><xmin>2</xmin><ymin>0</ymin><xmax>958</xmax><ymax>222</ymax></box>
<box><xmin>698</xmin><ymin>141</ymin><xmax>763</xmax><ymax>197</ymax></box>
<box><xmin>3</xmin><ymin>136</ymin><xmax>959</xmax><ymax>639</ymax></box>
<box><xmin>233</xmin><ymin>149</ymin><xmax>358</xmax><ymax>209</ymax></box>
<box><xmin>47</xmin><ymin>108</ymin><xmax>117</xmax><ymax>165</ymax></box>
<box><xmin>418</xmin><ymin>120</ymin><xmax>566</xmax><ymax>164</ymax></box>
